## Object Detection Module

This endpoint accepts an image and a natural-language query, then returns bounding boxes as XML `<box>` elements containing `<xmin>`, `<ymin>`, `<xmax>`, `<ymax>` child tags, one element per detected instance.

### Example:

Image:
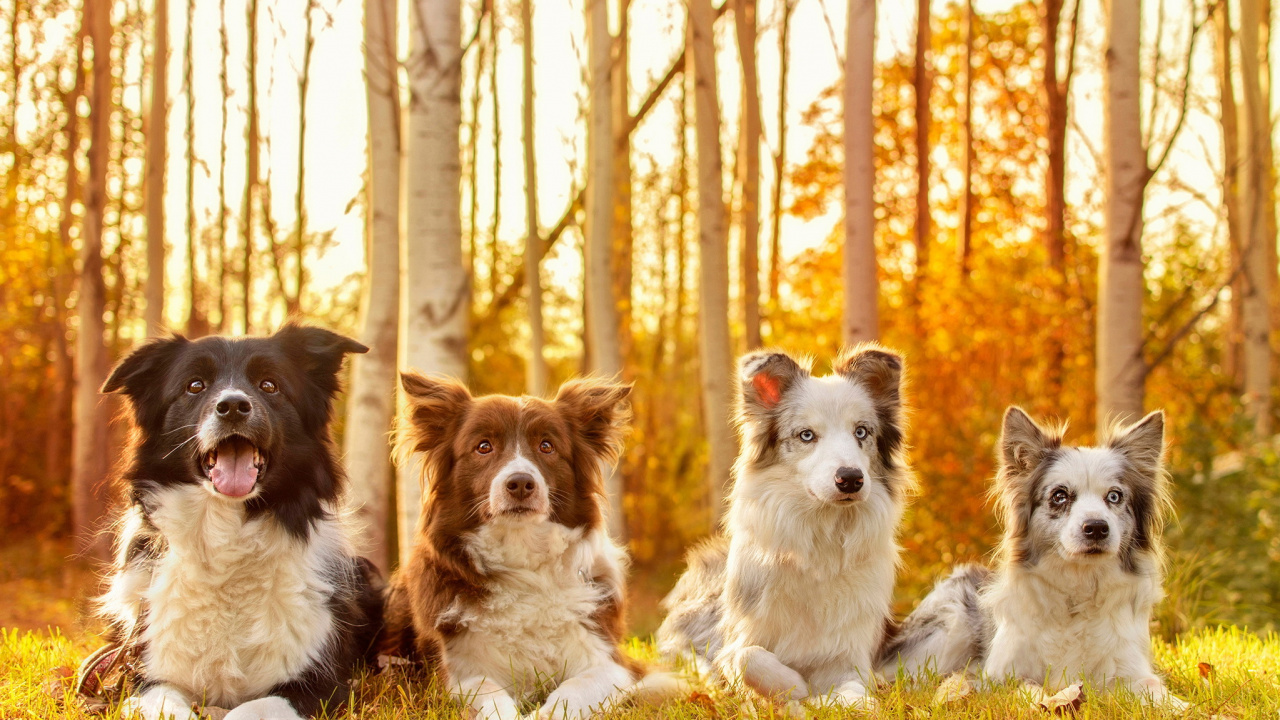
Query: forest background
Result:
<box><xmin>2</xmin><ymin>0</ymin><xmax>1279</xmax><ymax>643</ymax></box>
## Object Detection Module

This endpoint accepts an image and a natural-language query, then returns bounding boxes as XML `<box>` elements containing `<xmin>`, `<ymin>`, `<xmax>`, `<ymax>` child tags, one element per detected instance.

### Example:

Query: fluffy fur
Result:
<box><xmin>97</xmin><ymin>324</ymin><xmax>383</xmax><ymax>720</ymax></box>
<box><xmin>383</xmin><ymin>373</ymin><xmax>661</xmax><ymax>720</ymax></box>
<box><xmin>879</xmin><ymin>407</ymin><xmax>1186</xmax><ymax>708</ymax></box>
<box><xmin>657</xmin><ymin>345</ymin><xmax>914</xmax><ymax>709</ymax></box>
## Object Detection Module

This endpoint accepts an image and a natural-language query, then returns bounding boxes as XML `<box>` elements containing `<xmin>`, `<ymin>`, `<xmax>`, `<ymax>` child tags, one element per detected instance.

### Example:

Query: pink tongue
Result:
<box><xmin>210</xmin><ymin>438</ymin><xmax>259</xmax><ymax>497</ymax></box>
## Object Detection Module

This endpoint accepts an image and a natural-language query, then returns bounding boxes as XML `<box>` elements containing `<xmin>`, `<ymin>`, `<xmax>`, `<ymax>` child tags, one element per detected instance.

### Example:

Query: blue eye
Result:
<box><xmin>798</xmin><ymin>429</ymin><xmax>816</xmax><ymax>443</ymax></box>
<box><xmin>1050</xmin><ymin>489</ymin><xmax>1069</xmax><ymax>506</ymax></box>
<box><xmin>1106</xmin><ymin>490</ymin><xmax>1122</xmax><ymax>504</ymax></box>
<box><xmin>854</xmin><ymin>427</ymin><xmax>868</xmax><ymax>440</ymax></box>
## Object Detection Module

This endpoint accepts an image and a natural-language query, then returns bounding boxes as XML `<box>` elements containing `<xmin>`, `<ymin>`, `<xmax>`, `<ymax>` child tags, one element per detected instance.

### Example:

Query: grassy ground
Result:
<box><xmin>2</xmin><ymin>627</ymin><xmax>1278</xmax><ymax>719</ymax></box>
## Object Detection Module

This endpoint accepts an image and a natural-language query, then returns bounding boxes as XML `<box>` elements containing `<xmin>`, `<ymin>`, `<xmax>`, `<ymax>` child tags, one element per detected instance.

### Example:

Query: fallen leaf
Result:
<box><xmin>1198</xmin><ymin>662</ymin><xmax>1215</xmax><ymax>679</ymax></box>
<box><xmin>1032</xmin><ymin>683</ymin><xmax>1085</xmax><ymax>714</ymax></box>
<box><xmin>48</xmin><ymin>665</ymin><xmax>75</xmax><ymax>682</ymax></box>
<box><xmin>685</xmin><ymin>691</ymin><xmax>720</xmax><ymax>718</ymax></box>
<box><xmin>932</xmin><ymin>673</ymin><xmax>973</xmax><ymax>705</ymax></box>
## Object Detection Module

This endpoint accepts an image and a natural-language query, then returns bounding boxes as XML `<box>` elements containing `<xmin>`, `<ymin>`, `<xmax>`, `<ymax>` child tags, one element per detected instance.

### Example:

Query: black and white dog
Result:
<box><xmin>879</xmin><ymin>407</ymin><xmax>1186</xmax><ymax>708</ymax></box>
<box><xmin>658</xmin><ymin>346</ymin><xmax>913</xmax><ymax>709</ymax></box>
<box><xmin>97</xmin><ymin>324</ymin><xmax>383</xmax><ymax>720</ymax></box>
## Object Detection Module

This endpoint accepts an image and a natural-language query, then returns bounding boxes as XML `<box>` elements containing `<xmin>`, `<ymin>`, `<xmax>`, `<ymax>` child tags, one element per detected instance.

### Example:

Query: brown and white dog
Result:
<box><xmin>382</xmin><ymin>372</ymin><xmax>655</xmax><ymax>720</ymax></box>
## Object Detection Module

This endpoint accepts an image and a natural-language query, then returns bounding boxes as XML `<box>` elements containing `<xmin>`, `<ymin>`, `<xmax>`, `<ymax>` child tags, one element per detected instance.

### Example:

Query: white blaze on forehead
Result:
<box><xmin>788</xmin><ymin>374</ymin><xmax>878</xmax><ymax>433</ymax></box>
<box><xmin>494</xmin><ymin>447</ymin><xmax>546</xmax><ymax>484</ymax></box>
<box><xmin>1044</xmin><ymin>448</ymin><xmax>1127</xmax><ymax>495</ymax></box>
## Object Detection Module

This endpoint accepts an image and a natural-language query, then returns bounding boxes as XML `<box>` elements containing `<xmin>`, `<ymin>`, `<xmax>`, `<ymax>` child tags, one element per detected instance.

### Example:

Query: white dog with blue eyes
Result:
<box><xmin>657</xmin><ymin>346</ymin><xmax>914</xmax><ymax>710</ymax></box>
<box><xmin>878</xmin><ymin>406</ymin><xmax>1187</xmax><ymax>709</ymax></box>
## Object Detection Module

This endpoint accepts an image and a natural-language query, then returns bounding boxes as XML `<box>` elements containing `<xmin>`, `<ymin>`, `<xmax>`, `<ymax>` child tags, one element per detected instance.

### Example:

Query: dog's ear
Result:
<box><xmin>275</xmin><ymin>323</ymin><xmax>369</xmax><ymax>380</ymax></box>
<box><xmin>1000</xmin><ymin>406</ymin><xmax>1058</xmax><ymax>474</ymax></box>
<box><xmin>555</xmin><ymin>378</ymin><xmax>632</xmax><ymax>468</ymax></box>
<box><xmin>102</xmin><ymin>335</ymin><xmax>189</xmax><ymax>396</ymax></box>
<box><xmin>833</xmin><ymin>344</ymin><xmax>904</xmax><ymax>409</ymax></box>
<box><xmin>397</xmin><ymin>371</ymin><xmax>472</xmax><ymax>461</ymax></box>
<box><xmin>739</xmin><ymin>351</ymin><xmax>809</xmax><ymax>417</ymax></box>
<box><xmin>1106</xmin><ymin>410</ymin><xmax>1165</xmax><ymax>474</ymax></box>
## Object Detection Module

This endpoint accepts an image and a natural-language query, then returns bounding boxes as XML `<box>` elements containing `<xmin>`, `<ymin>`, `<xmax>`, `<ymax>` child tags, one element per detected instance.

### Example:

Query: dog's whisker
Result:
<box><xmin>162</xmin><ymin>434</ymin><xmax>202</xmax><ymax>459</ymax></box>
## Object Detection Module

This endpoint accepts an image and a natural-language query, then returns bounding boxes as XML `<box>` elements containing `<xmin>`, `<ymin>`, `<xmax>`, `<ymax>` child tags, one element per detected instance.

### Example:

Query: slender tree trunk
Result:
<box><xmin>843</xmin><ymin>0</ymin><xmax>877</xmax><ymax>343</ymax></box>
<box><xmin>399</xmin><ymin>0</ymin><xmax>468</xmax><ymax>559</ymax></box>
<box><xmin>958</xmin><ymin>0</ymin><xmax>974</xmax><ymax>278</ymax></box>
<box><xmin>913</xmin><ymin>0</ymin><xmax>931</xmax><ymax>298</ymax></box>
<box><xmin>1096</xmin><ymin>0</ymin><xmax>1146</xmax><ymax>425</ymax></box>
<box><xmin>768</xmin><ymin>0</ymin><xmax>790</xmax><ymax>307</ymax></box>
<box><xmin>184</xmin><ymin>0</ymin><xmax>205</xmax><ymax>337</ymax></box>
<box><xmin>242</xmin><ymin>0</ymin><xmax>259</xmax><ymax>333</ymax></box>
<box><xmin>585</xmin><ymin>0</ymin><xmax>625</xmax><ymax>537</ymax></box>
<box><xmin>466</xmin><ymin>14</ymin><xmax>484</xmax><ymax>288</ymax></box>
<box><xmin>292</xmin><ymin>0</ymin><xmax>315</xmax><ymax>316</ymax></box>
<box><xmin>689</xmin><ymin>0</ymin><xmax>736</xmax><ymax>524</ymax></box>
<box><xmin>613</xmin><ymin>0</ymin><xmax>635</xmax><ymax>377</ymax></box>
<box><xmin>1239</xmin><ymin>0</ymin><xmax>1271</xmax><ymax>437</ymax></box>
<box><xmin>1043</xmin><ymin>0</ymin><xmax>1079</xmax><ymax>398</ymax></box>
<box><xmin>346</xmin><ymin>0</ymin><xmax>401</xmax><ymax>574</ymax></box>
<box><xmin>489</xmin><ymin>2</ymin><xmax>501</xmax><ymax>299</ymax></box>
<box><xmin>144</xmin><ymin>0</ymin><xmax>168</xmax><ymax>335</ymax></box>
<box><xmin>73</xmin><ymin>0</ymin><xmax>115</xmax><ymax>560</ymax></box>
<box><xmin>735</xmin><ymin>0</ymin><xmax>761</xmax><ymax>349</ymax></box>
<box><xmin>1217</xmin><ymin>0</ymin><xmax>1244</xmax><ymax>392</ymax></box>
<box><xmin>216</xmin><ymin>0</ymin><xmax>229</xmax><ymax>331</ymax></box>
<box><xmin>522</xmin><ymin>0</ymin><xmax>546</xmax><ymax>396</ymax></box>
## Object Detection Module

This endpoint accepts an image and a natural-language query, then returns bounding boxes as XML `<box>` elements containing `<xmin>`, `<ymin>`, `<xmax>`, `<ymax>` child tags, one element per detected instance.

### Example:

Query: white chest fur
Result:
<box><xmin>136</xmin><ymin>486</ymin><xmax>340</xmax><ymax>707</ymax></box>
<box><xmin>442</xmin><ymin>519</ymin><xmax>623</xmax><ymax>695</ymax></box>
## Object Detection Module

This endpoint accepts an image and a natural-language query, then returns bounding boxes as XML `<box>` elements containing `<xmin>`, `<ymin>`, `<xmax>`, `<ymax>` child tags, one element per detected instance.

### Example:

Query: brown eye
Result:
<box><xmin>260</xmin><ymin>379</ymin><xmax>278</xmax><ymax>394</ymax></box>
<box><xmin>539</xmin><ymin>440</ymin><xmax>554</xmax><ymax>454</ymax></box>
<box><xmin>187</xmin><ymin>379</ymin><xmax>205</xmax><ymax>394</ymax></box>
<box><xmin>477</xmin><ymin>440</ymin><xmax>493</xmax><ymax>455</ymax></box>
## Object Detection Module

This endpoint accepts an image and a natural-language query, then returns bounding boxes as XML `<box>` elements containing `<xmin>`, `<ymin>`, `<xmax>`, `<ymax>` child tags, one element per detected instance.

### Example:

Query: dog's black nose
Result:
<box><xmin>505</xmin><ymin>473</ymin><xmax>537</xmax><ymax>501</ymax></box>
<box><xmin>215</xmin><ymin>392</ymin><xmax>253</xmax><ymax>419</ymax></box>
<box><xmin>1082</xmin><ymin>519</ymin><xmax>1110</xmax><ymax>540</ymax></box>
<box><xmin>835</xmin><ymin>466</ymin><xmax>864</xmax><ymax>493</ymax></box>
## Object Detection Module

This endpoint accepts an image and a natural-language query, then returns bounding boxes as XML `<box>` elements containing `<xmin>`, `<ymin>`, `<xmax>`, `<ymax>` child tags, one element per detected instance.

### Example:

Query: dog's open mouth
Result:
<box><xmin>202</xmin><ymin>436</ymin><xmax>267</xmax><ymax>498</ymax></box>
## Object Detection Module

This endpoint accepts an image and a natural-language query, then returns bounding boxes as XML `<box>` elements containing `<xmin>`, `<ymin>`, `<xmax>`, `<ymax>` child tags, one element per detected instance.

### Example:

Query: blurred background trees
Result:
<box><xmin>1</xmin><ymin>0</ymin><xmax>1279</xmax><ymax>633</ymax></box>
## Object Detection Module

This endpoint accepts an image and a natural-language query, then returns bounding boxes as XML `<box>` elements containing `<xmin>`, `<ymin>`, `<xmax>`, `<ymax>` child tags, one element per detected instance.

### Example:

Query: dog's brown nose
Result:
<box><xmin>1082</xmin><ymin>519</ymin><xmax>1110</xmax><ymax>540</ymax></box>
<box><xmin>506</xmin><ymin>473</ymin><xmax>537</xmax><ymax>500</ymax></box>
<box><xmin>835</xmin><ymin>466</ymin><xmax>864</xmax><ymax>493</ymax></box>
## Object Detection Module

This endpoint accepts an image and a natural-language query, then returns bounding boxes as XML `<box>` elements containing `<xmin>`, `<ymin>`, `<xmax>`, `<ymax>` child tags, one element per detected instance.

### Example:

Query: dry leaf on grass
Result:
<box><xmin>1198</xmin><ymin>662</ymin><xmax>1215</xmax><ymax>679</ymax></box>
<box><xmin>932</xmin><ymin>673</ymin><xmax>974</xmax><ymax>705</ymax></box>
<box><xmin>685</xmin><ymin>691</ymin><xmax>720</xmax><ymax>718</ymax></box>
<box><xmin>1031</xmin><ymin>682</ymin><xmax>1085</xmax><ymax>714</ymax></box>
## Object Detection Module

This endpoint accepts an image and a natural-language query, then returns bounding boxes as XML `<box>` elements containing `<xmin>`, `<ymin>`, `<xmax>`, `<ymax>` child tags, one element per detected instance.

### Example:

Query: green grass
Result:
<box><xmin>3</xmin><ymin>628</ymin><xmax>1278</xmax><ymax>719</ymax></box>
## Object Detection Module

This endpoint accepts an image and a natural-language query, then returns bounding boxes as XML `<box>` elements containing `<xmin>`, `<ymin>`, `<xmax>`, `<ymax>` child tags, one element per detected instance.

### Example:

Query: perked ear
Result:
<box><xmin>274</xmin><ymin>323</ymin><xmax>369</xmax><ymax>379</ymax></box>
<box><xmin>397</xmin><ymin>371</ymin><xmax>473</xmax><ymax>462</ymax></box>
<box><xmin>1000</xmin><ymin>406</ymin><xmax>1057</xmax><ymax>474</ymax></box>
<box><xmin>101</xmin><ymin>335</ymin><xmax>189</xmax><ymax>396</ymax></box>
<box><xmin>554</xmin><ymin>378</ymin><xmax>632</xmax><ymax>468</ymax></box>
<box><xmin>833</xmin><ymin>344</ymin><xmax>904</xmax><ymax>408</ymax></box>
<box><xmin>739</xmin><ymin>351</ymin><xmax>809</xmax><ymax>416</ymax></box>
<box><xmin>1106</xmin><ymin>410</ymin><xmax>1165</xmax><ymax>473</ymax></box>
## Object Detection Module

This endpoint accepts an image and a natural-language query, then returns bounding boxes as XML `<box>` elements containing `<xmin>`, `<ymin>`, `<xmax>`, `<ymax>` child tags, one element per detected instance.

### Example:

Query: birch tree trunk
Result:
<box><xmin>612</xmin><ymin>0</ymin><xmax>634</xmax><ymax>374</ymax></box>
<box><xmin>216</xmin><ymin>0</ymin><xmax>229</xmax><ymax>331</ymax></box>
<box><xmin>1217</xmin><ymin>0</ymin><xmax>1244</xmax><ymax>391</ymax></box>
<box><xmin>399</xmin><ymin>0</ymin><xmax>468</xmax><ymax>559</ymax></box>
<box><xmin>912</xmin><ymin>0</ymin><xmax>930</xmax><ymax>298</ymax></box>
<box><xmin>72</xmin><ymin>0</ymin><xmax>114</xmax><ymax>560</ymax></box>
<box><xmin>585</xmin><ymin>0</ymin><xmax>626</xmax><ymax>537</ymax></box>
<box><xmin>242</xmin><ymin>0</ymin><xmax>259</xmax><ymax>333</ymax></box>
<box><xmin>144</xmin><ymin>0</ymin><xmax>167</xmax><ymax>335</ymax></box>
<box><xmin>843</xmin><ymin>0</ymin><xmax>877</xmax><ymax>343</ymax></box>
<box><xmin>689</xmin><ymin>0</ymin><xmax>736</xmax><ymax>524</ymax></box>
<box><xmin>1096</xmin><ymin>0</ymin><xmax>1146</xmax><ymax>425</ymax></box>
<box><xmin>291</xmin><ymin>0</ymin><xmax>316</xmax><ymax>316</ymax></box>
<box><xmin>1239</xmin><ymin>0</ymin><xmax>1271</xmax><ymax>438</ymax></box>
<box><xmin>345</xmin><ymin>0</ymin><xmax>401</xmax><ymax>574</ymax></box>
<box><xmin>768</xmin><ymin>0</ymin><xmax>791</xmax><ymax>307</ymax></box>
<box><xmin>522</xmin><ymin>0</ymin><xmax>546</xmax><ymax>397</ymax></box>
<box><xmin>183</xmin><ymin>0</ymin><xmax>205</xmax><ymax>337</ymax></box>
<box><xmin>735</xmin><ymin>0</ymin><xmax>761</xmax><ymax>349</ymax></box>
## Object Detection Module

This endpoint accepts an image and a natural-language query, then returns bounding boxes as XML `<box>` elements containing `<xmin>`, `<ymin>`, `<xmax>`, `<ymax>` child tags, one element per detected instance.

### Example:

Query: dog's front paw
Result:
<box><xmin>808</xmin><ymin>680</ymin><xmax>876</xmax><ymax>711</ymax></box>
<box><xmin>121</xmin><ymin>685</ymin><xmax>201</xmax><ymax>720</ymax></box>
<box><xmin>1132</xmin><ymin>677</ymin><xmax>1189</xmax><ymax>711</ymax></box>
<box><xmin>221</xmin><ymin>696</ymin><xmax>304</xmax><ymax>720</ymax></box>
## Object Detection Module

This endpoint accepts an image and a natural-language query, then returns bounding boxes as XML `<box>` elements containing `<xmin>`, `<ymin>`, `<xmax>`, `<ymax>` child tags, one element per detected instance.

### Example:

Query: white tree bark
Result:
<box><xmin>73</xmin><ymin>0</ymin><xmax>114</xmax><ymax>560</ymax></box>
<box><xmin>1238</xmin><ymin>0</ymin><xmax>1271</xmax><ymax>438</ymax></box>
<box><xmin>1096</xmin><ymin>0</ymin><xmax>1146</xmax><ymax>426</ymax></box>
<box><xmin>344</xmin><ymin>0</ymin><xmax>401</xmax><ymax>574</ymax></box>
<box><xmin>399</xmin><ymin>0</ymin><xmax>467</xmax><ymax>560</ymax></box>
<box><xmin>689</xmin><ymin>0</ymin><xmax>737</xmax><ymax>524</ymax></box>
<box><xmin>522</xmin><ymin>0</ymin><xmax>546</xmax><ymax>398</ymax></box>
<box><xmin>584</xmin><ymin>0</ymin><xmax>626</xmax><ymax>538</ymax></box>
<box><xmin>842</xmin><ymin>0</ymin><xmax>878</xmax><ymax>343</ymax></box>
<box><xmin>735</xmin><ymin>0</ymin><xmax>761</xmax><ymax>349</ymax></box>
<box><xmin>144</xmin><ymin>0</ymin><xmax>167</xmax><ymax>335</ymax></box>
